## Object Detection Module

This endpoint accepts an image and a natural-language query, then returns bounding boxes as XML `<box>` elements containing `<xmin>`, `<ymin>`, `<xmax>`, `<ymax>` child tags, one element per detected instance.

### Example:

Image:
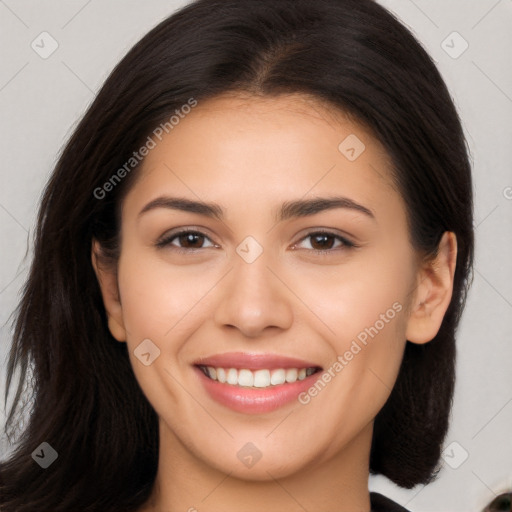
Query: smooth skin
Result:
<box><xmin>92</xmin><ymin>93</ymin><xmax>457</xmax><ymax>512</ymax></box>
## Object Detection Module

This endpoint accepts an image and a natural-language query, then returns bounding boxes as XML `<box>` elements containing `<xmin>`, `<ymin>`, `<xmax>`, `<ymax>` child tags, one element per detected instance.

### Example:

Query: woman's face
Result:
<box><xmin>98</xmin><ymin>93</ymin><xmax>424</xmax><ymax>480</ymax></box>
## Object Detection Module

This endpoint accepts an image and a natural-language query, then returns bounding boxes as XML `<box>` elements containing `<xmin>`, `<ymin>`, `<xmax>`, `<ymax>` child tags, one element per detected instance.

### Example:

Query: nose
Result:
<box><xmin>213</xmin><ymin>249</ymin><xmax>294</xmax><ymax>338</ymax></box>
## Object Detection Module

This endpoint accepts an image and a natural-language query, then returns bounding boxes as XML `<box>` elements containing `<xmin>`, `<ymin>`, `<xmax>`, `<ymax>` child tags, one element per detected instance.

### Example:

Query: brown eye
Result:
<box><xmin>176</xmin><ymin>232</ymin><xmax>206</xmax><ymax>248</ymax></box>
<box><xmin>156</xmin><ymin>230</ymin><xmax>216</xmax><ymax>250</ymax></box>
<box><xmin>295</xmin><ymin>231</ymin><xmax>355</xmax><ymax>252</ymax></box>
<box><xmin>310</xmin><ymin>233</ymin><xmax>336</xmax><ymax>250</ymax></box>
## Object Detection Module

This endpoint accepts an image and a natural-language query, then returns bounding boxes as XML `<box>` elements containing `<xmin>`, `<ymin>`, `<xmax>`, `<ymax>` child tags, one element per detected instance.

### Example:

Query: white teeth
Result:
<box><xmin>238</xmin><ymin>369</ymin><xmax>254</xmax><ymax>387</ymax></box>
<box><xmin>253</xmin><ymin>369</ymin><xmax>270</xmax><ymax>388</ymax></box>
<box><xmin>270</xmin><ymin>369</ymin><xmax>286</xmax><ymax>385</ymax></box>
<box><xmin>217</xmin><ymin>367</ymin><xmax>226</xmax><ymax>383</ymax></box>
<box><xmin>202</xmin><ymin>366</ymin><xmax>318</xmax><ymax>388</ymax></box>
<box><xmin>285</xmin><ymin>368</ymin><xmax>298</xmax><ymax>383</ymax></box>
<box><xmin>227</xmin><ymin>368</ymin><xmax>238</xmax><ymax>385</ymax></box>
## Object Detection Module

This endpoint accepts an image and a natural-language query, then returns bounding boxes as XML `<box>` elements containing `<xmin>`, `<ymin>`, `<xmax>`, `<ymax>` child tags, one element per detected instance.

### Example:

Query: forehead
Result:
<box><xmin>123</xmin><ymin>93</ymin><xmax>403</xmax><ymax>228</ymax></box>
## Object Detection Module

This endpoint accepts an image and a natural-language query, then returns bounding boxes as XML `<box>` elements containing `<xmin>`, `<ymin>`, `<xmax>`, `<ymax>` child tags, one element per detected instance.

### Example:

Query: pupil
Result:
<box><xmin>312</xmin><ymin>234</ymin><xmax>333</xmax><ymax>250</ymax></box>
<box><xmin>181</xmin><ymin>233</ymin><xmax>203</xmax><ymax>247</ymax></box>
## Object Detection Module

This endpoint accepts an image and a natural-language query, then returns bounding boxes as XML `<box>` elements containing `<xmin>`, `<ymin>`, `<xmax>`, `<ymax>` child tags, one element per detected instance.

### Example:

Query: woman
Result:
<box><xmin>0</xmin><ymin>0</ymin><xmax>474</xmax><ymax>510</ymax></box>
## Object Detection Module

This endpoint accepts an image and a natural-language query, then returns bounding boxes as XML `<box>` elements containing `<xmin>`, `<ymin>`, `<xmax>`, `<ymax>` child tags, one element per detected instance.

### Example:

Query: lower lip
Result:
<box><xmin>194</xmin><ymin>366</ymin><xmax>321</xmax><ymax>414</ymax></box>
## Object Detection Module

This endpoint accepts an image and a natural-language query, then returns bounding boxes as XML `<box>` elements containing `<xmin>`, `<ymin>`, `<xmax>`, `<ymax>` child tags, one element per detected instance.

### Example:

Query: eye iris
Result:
<box><xmin>179</xmin><ymin>233</ymin><xmax>204</xmax><ymax>248</ymax></box>
<box><xmin>311</xmin><ymin>234</ymin><xmax>335</xmax><ymax>250</ymax></box>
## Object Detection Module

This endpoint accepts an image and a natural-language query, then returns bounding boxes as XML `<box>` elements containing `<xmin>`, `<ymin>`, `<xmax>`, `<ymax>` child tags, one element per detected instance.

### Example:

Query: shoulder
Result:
<box><xmin>370</xmin><ymin>492</ymin><xmax>411</xmax><ymax>512</ymax></box>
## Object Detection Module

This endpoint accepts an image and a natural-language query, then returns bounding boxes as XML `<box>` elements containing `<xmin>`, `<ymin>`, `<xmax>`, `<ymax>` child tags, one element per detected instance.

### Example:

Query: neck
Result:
<box><xmin>140</xmin><ymin>420</ymin><xmax>373</xmax><ymax>512</ymax></box>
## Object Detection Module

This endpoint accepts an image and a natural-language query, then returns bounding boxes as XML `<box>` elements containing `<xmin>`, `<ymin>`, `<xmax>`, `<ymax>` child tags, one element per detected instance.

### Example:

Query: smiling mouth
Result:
<box><xmin>197</xmin><ymin>365</ymin><xmax>322</xmax><ymax>389</ymax></box>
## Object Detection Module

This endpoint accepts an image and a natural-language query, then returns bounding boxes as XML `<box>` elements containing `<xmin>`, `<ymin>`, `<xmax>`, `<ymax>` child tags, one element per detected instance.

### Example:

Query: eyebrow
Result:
<box><xmin>138</xmin><ymin>195</ymin><xmax>375</xmax><ymax>222</ymax></box>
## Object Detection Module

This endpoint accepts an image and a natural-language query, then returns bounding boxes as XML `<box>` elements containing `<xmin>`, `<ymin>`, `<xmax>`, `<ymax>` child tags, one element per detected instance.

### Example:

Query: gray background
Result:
<box><xmin>0</xmin><ymin>1</ymin><xmax>511</xmax><ymax>511</ymax></box>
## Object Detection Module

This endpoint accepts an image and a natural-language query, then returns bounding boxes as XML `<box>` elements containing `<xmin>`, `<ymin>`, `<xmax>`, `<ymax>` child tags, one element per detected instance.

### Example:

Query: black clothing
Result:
<box><xmin>371</xmin><ymin>492</ymin><xmax>411</xmax><ymax>512</ymax></box>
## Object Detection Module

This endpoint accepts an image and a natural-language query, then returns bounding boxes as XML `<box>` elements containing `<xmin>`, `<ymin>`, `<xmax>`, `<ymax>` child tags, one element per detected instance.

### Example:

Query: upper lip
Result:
<box><xmin>194</xmin><ymin>352</ymin><xmax>322</xmax><ymax>370</ymax></box>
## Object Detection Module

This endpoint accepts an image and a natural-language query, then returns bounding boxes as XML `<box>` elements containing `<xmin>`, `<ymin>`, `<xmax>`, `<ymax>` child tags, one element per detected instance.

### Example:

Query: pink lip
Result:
<box><xmin>193</xmin><ymin>352</ymin><xmax>323</xmax><ymax>414</ymax></box>
<box><xmin>193</xmin><ymin>352</ymin><xmax>321</xmax><ymax>370</ymax></box>
<box><xmin>194</xmin><ymin>368</ymin><xmax>321</xmax><ymax>414</ymax></box>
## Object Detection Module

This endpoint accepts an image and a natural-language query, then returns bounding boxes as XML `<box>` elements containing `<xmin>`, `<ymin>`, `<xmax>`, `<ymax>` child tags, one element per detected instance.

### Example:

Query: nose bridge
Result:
<box><xmin>213</xmin><ymin>241</ymin><xmax>294</xmax><ymax>336</ymax></box>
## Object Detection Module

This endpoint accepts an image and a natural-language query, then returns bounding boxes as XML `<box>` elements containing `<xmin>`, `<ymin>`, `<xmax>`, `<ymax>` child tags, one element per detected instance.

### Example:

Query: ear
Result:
<box><xmin>91</xmin><ymin>239</ymin><xmax>127</xmax><ymax>342</ymax></box>
<box><xmin>405</xmin><ymin>231</ymin><xmax>457</xmax><ymax>344</ymax></box>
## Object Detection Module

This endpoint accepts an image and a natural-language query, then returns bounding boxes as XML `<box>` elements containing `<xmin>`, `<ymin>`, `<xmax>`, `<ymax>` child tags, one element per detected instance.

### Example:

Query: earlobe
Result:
<box><xmin>91</xmin><ymin>240</ymin><xmax>127</xmax><ymax>342</ymax></box>
<box><xmin>405</xmin><ymin>232</ymin><xmax>457</xmax><ymax>344</ymax></box>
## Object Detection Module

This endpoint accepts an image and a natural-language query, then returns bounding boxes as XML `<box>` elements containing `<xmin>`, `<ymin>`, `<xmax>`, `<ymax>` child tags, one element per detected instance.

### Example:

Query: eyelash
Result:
<box><xmin>155</xmin><ymin>229</ymin><xmax>357</xmax><ymax>254</ymax></box>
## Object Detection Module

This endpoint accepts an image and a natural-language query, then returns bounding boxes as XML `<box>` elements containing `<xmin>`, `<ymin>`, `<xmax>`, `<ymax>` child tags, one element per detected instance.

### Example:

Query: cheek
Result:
<box><xmin>293</xmin><ymin>246</ymin><xmax>412</xmax><ymax>348</ymax></box>
<box><xmin>295</xmin><ymin>249</ymin><xmax>412</xmax><ymax>421</ymax></box>
<box><xmin>336</xmin><ymin>257</ymin><xmax>410</xmax><ymax>383</ymax></box>
<box><xmin>115</xmin><ymin>250</ymin><xmax>209</xmax><ymax>408</ymax></box>
<box><xmin>116</xmin><ymin>247</ymin><xmax>217</xmax><ymax>342</ymax></box>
